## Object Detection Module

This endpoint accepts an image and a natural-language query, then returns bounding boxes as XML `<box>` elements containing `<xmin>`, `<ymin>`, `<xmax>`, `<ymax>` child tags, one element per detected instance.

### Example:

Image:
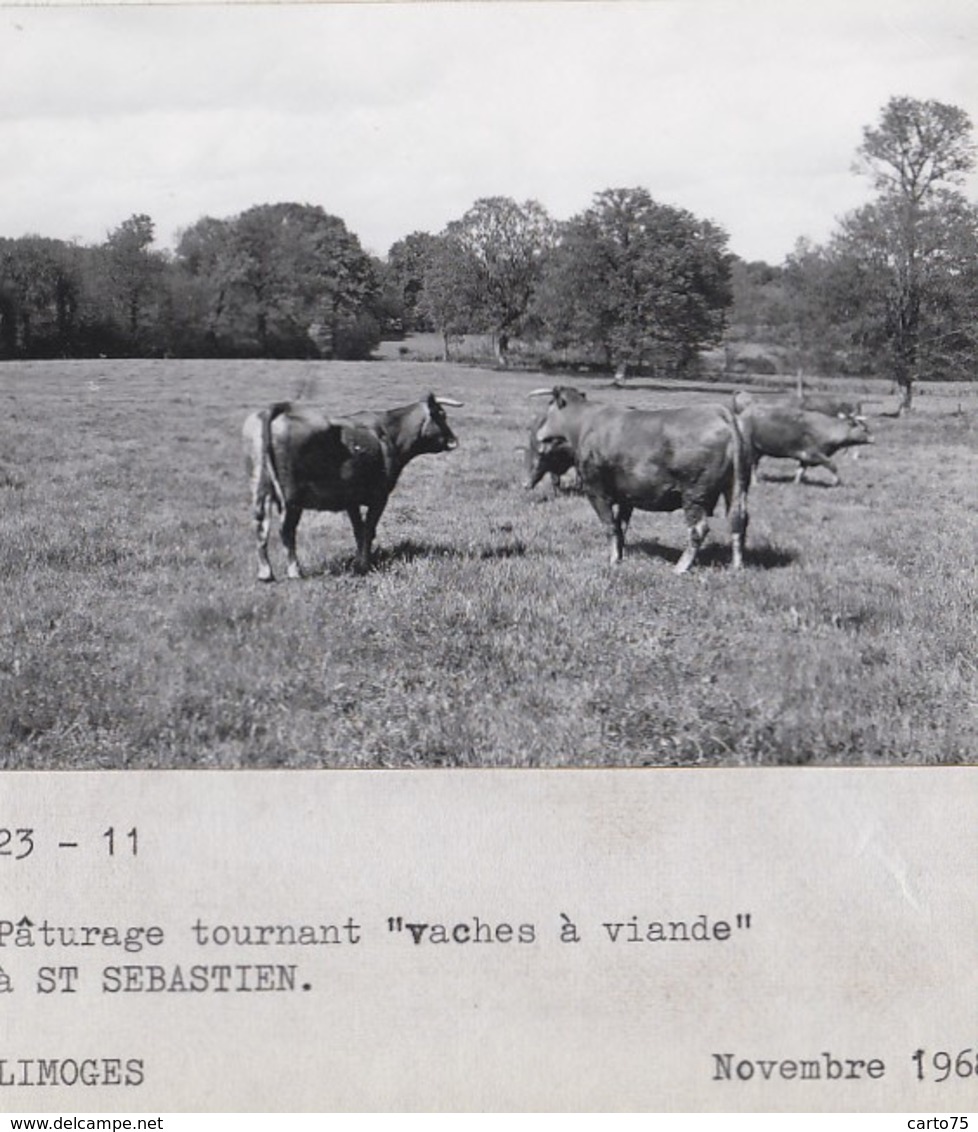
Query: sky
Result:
<box><xmin>1</xmin><ymin>0</ymin><xmax>976</xmax><ymax>265</ymax></box>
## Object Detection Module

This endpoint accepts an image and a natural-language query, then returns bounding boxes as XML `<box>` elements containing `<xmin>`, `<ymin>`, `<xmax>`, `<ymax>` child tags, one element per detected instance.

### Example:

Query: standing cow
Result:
<box><xmin>531</xmin><ymin>386</ymin><xmax>750</xmax><ymax>572</ymax></box>
<box><xmin>733</xmin><ymin>394</ymin><xmax>872</xmax><ymax>485</ymax></box>
<box><xmin>242</xmin><ymin>393</ymin><xmax>462</xmax><ymax>580</ymax></box>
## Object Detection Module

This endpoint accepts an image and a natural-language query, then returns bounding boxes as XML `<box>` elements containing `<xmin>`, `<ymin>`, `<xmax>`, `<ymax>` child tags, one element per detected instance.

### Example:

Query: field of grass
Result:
<box><xmin>1</xmin><ymin>357</ymin><xmax>975</xmax><ymax>768</ymax></box>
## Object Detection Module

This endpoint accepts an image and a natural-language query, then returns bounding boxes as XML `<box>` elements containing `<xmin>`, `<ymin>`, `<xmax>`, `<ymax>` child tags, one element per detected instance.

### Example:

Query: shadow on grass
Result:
<box><xmin>758</xmin><ymin>470</ymin><xmax>837</xmax><ymax>488</ymax></box>
<box><xmin>379</xmin><ymin>538</ymin><xmax>531</xmax><ymax>567</ymax></box>
<box><xmin>629</xmin><ymin>538</ymin><xmax>796</xmax><ymax>570</ymax></box>
<box><xmin>306</xmin><ymin>537</ymin><xmax>532</xmax><ymax>576</ymax></box>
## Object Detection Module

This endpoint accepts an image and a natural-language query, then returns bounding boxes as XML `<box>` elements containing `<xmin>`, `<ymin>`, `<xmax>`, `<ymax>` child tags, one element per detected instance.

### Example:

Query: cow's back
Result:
<box><xmin>738</xmin><ymin>403</ymin><xmax>838</xmax><ymax>456</ymax></box>
<box><xmin>270</xmin><ymin>406</ymin><xmax>389</xmax><ymax>511</ymax></box>
<box><xmin>577</xmin><ymin>403</ymin><xmax>736</xmax><ymax>512</ymax></box>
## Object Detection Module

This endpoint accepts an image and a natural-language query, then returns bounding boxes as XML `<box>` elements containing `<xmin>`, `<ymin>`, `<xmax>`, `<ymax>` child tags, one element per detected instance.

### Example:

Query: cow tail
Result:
<box><xmin>726</xmin><ymin>407</ymin><xmax>750</xmax><ymax>567</ymax></box>
<box><xmin>261</xmin><ymin>402</ymin><xmax>290</xmax><ymax>514</ymax></box>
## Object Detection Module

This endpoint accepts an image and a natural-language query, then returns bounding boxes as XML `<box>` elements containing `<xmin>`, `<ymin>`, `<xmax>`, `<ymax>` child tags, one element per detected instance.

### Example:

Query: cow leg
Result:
<box><xmin>280</xmin><ymin>504</ymin><xmax>303</xmax><ymax>580</ymax></box>
<box><xmin>346</xmin><ymin>506</ymin><xmax>368</xmax><ymax>570</ymax></box>
<box><xmin>796</xmin><ymin>454</ymin><xmax>840</xmax><ymax>486</ymax></box>
<box><xmin>587</xmin><ymin>495</ymin><xmax>625</xmax><ymax>564</ymax></box>
<box><xmin>813</xmin><ymin>454</ymin><xmax>841</xmax><ymax>486</ymax></box>
<box><xmin>675</xmin><ymin>512</ymin><xmax>709</xmax><ymax>574</ymax></box>
<box><xmin>347</xmin><ymin>505</ymin><xmax>365</xmax><ymax>543</ymax></box>
<box><xmin>729</xmin><ymin>501</ymin><xmax>747</xmax><ymax>570</ymax></box>
<box><xmin>356</xmin><ymin>499</ymin><xmax>388</xmax><ymax>572</ymax></box>
<box><xmin>616</xmin><ymin>504</ymin><xmax>633</xmax><ymax>559</ymax></box>
<box><xmin>254</xmin><ymin>491</ymin><xmax>274</xmax><ymax>582</ymax></box>
<box><xmin>246</xmin><ymin>443</ymin><xmax>275</xmax><ymax>582</ymax></box>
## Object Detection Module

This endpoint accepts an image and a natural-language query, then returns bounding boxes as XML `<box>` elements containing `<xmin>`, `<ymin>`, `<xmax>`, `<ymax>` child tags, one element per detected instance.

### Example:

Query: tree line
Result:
<box><xmin>0</xmin><ymin>204</ymin><xmax>388</xmax><ymax>362</ymax></box>
<box><xmin>2</xmin><ymin>97</ymin><xmax>976</xmax><ymax>409</ymax></box>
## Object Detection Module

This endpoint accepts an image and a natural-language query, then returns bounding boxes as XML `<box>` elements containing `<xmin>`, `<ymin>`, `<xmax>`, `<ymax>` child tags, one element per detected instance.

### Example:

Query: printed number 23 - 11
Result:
<box><xmin>104</xmin><ymin>827</ymin><xmax>137</xmax><ymax>856</ymax></box>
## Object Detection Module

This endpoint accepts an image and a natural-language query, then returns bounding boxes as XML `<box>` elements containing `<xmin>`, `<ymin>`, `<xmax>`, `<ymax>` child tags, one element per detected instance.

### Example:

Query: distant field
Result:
<box><xmin>1</xmin><ymin>357</ymin><xmax>975</xmax><ymax>768</ymax></box>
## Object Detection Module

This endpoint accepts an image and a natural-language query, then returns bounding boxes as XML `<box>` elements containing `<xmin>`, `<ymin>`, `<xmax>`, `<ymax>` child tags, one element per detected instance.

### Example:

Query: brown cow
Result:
<box><xmin>534</xmin><ymin>386</ymin><xmax>750</xmax><ymax>572</ymax></box>
<box><xmin>243</xmin><ymin>393</ymin><xmax>462</xmax><ymax>579</ymax></box>
<box><xmin>733</xmin><ymin>396</ymin><xmax>872</xmax><ymax>485</ymax></box>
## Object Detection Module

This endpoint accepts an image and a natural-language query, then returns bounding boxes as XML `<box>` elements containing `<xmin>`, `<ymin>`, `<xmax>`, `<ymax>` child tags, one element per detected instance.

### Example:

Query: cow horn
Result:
<box><xmin>528</xmin><ymin>388</ymin><xmax>554</xmax><ymax>398</ymax></box>
<box><xmin>434</xmin><ymin>397</ymin><xmax>463</xmax><ymax>407</ymax></box>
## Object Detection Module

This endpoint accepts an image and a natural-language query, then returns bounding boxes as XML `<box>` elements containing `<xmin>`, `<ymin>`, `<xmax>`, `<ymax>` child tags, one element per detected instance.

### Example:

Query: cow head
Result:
<box><xmin>835</xmin><ymin>413</ymin><xmax>873</xmax><ymax>448</ymax></box>
<box><xmin>419</xmin><ymin>393</ymin><xmax>462</xmax><ymax>453</ymax></box>
<box><xmin>523</xmin><ymin>417</ymin><xmax>576</xmax><ymax>490</ymax></box>
<box><xmin>530</xmin><ymin>386</ymin><xmax>587</xmax><ymax>457</ymax></box>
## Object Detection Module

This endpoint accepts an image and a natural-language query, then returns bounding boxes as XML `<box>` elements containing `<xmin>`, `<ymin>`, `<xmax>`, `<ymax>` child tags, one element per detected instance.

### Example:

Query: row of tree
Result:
<box><xmin>0</xmin><ymin>205</ymin><xmax>391</xmax><ymax>361</ymax></box>
<box><xmin>0</xmin><ymin>189</ymin><xmax>733</xmax><ymax>374</ymax></box>
<box><xmin>1</xmin><ymin>97</ymin><xmax>976</xmax><ymax>409</ymax></box>
<box><xmin>387</xmin><ymin>189</ymin><xmax>731</xmax><ymax>377</ymax></box>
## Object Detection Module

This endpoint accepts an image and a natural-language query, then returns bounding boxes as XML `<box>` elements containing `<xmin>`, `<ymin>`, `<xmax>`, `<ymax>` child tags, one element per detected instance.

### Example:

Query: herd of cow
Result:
<box><xmin>242</xmin><ymin>384</ymin><xmax>872</xmax><ymax>581</ymax></box>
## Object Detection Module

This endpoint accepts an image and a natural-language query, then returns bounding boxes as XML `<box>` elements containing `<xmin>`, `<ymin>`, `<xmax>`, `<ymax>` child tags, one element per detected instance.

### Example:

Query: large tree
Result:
<box><xmin>386</xmin><ymin>231</ymin><xmax>440</xmax><ymax>332</ymax></box>
<box><xmin>851</xmin><ymin>96</ymin><xmax>977</xmax><ymax>410</ymax></box>
<box><xmin>175</xmin><ymin>203</ymin><xmax>380</xmax><ymax>358</ymax></box>
<box><xmin>419</xmin><ymin>234</ymin><xmax>482</xmax><ymax>360</ymax></box>
<box><xmin>104</xmin><ymin>214</ymin><xmax>164</xmax><ymax>348</ymax></box>
<box><xmin>172</xmin><ymin>216</ymin><xmax>235</xmax><ymax>351</ymax></box>
<box><xmin>536</xmin><ymin>188</ymin><xmax>731</xmax><ymax>378</ymax></box>
<box><xmin>441</xmin><ymin>196</ymin><xmax>556</xmax><ymax>365</ymax></box>
<box><xmin>0</xmin><ymin>236</ymin><xmax>81</xmax><ymax>357</ymax></box>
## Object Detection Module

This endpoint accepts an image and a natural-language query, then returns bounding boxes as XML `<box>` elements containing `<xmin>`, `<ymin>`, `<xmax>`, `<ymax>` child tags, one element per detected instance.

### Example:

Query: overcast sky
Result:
<box><xmin>1</xmin><ymin>0</ymin><xmax>976</xmax><ymax>265</ymax></box>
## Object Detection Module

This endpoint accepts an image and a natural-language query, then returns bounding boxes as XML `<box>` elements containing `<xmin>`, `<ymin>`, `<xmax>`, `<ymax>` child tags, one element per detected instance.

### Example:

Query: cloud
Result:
<box><xmin>0</xmin><ymin>0</ymin><xmax>976</xmax><ymax>262</ymax></box>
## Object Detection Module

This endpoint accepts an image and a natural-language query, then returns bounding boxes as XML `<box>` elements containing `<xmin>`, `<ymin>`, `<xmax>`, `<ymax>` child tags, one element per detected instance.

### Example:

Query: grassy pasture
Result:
<box><xmin>1</xmin><ymin>357</ymin><xmax>975</xmax><ymax>769</ymax></box>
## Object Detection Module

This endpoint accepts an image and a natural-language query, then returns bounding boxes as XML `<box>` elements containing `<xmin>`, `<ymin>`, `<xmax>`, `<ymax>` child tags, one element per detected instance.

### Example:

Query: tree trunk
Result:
<box><xmin>895</xmin><ymin>367</ymin><xmax>914</xmax><ymax>413</ymax></box>
<box><xmin>893</xmin><ymin>316</ymin><xmax>917</xmax><ymax>414</ymax></box>
<box><xmin>442</xmin><ymin>331</ymin><xmax>451</xmax><ymax>362</ymax></box>
<box><xmin>614</xmin><ymin>360</ymin><xmax>628</xmax><ymax>383</ymax></box>
<box><xmin>494</xmin><ymin>332</ymin><xmax>510</xmax><ymax>368</ymax></box>
<box><xmin>893</xmin><ymin>224</ymin><xmax>921</xmax><ymax>415</ymax></box>
<box><xmin>18</xmin><ymin>310</ymin><xmax>31</xmax><ymax>356</ymax></box>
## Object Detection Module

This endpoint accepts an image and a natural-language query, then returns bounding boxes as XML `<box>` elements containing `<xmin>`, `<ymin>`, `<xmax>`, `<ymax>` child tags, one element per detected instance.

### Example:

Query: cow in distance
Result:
<box><xmin>242</xmin><ymin>393</ymin><xmax>462</xmax><ymax>580</ymax></box>
<box><xmin>732</xmin><ymin>394</ymin><xmax>872</xmax><ymax>486</ymax></box>
<box><xmin>732</xmin><ymin>387</ymin><xmax>865</xmax><ymax>421</ymax></box>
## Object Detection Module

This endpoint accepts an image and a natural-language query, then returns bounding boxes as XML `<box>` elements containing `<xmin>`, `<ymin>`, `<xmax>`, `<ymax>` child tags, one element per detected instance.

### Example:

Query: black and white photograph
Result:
<box><xmin>1</xmin><ymin>0</ymin><xmax>976</xmax><ymax>771</ymax></box>
<box><xmin>1</xmin><ymin>0</ymin><xmax>977</xmax><ymax>1116</ymax></box>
